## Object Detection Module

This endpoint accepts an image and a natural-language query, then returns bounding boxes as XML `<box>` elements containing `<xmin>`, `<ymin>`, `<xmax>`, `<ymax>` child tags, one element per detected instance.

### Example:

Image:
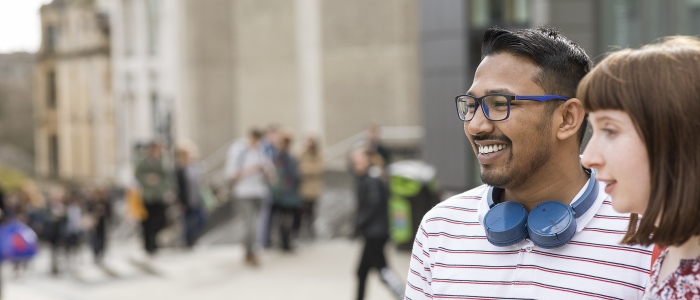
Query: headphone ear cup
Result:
<box><xmin>527</xmin><ymin>201</ymin><xmax>577</xmax><ymax>249</ymax></box>
<box><xmin>483</xmin><ymin>202</ymin><xmax>529</xmax><ymax>247</ymax></box>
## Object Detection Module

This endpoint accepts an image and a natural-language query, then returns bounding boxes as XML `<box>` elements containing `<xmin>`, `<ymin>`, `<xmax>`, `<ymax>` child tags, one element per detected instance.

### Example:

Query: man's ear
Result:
<box><xmin>556</xmin><ymin>98</ymin><xmax>585</xmax><ymax>141</ymax></box>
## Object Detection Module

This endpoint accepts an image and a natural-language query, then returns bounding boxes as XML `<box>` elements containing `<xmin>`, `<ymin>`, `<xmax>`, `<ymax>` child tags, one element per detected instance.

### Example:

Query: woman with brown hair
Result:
<box><xmin>295</xmin><ymin>135</ymin><xmax>323</xmax><ymax>239</ymax></box>
<box><xmin>580</xmin><ymin>36</ymin><xmax>700</xmax><ymax>299</ymax></box>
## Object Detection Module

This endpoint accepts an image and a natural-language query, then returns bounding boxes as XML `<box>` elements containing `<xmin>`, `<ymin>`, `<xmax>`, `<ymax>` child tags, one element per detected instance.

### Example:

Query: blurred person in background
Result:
<box><xmin>0</xmin><ymin>185</ymin><xmax>5</xmax><ymax>222</ymax></box>
<box><xmin>2</xmin><ymin>185</ymin><xmax>42</xmax><ymax>277</ymax></box>
<box><xmin>294</xmin><ymin>135</ymin><xmax>323</xmax><ymax>240</ymax></box>
<box><xmin>20</xmin><ymin>182</ymin><xmax>47</xmax><ymax>242</ymax></box>
<box><xmin>580</xmin><ymin>36</ymin><xmax>700</xmax><ymax>299</ymax></box>
<box><xmin>261</xmin><ymin>124</ymin><xmax>281</xmax><ymax>160</ymax></box>
<box><xmin>224</xmin><ymin>128</ymin><xmax>275</xmax><ymax>266</ymax></box>
<box><xmin>365</xmin><ymin>124</ymin><xmax>391</xmax><ymax>166</ymax></box>
<box><xmin>260</xmin><ymin>124</ymin><xmax>280</xmax><ymax>248</ymax></box>
<box><xmin>135</xmin><ymin>141</ymin><xmax>174</xmax><ymax>256</ymax></box>
<box><xmin>46</xmin><ymin>186</ymin><xmax>67</xmax><ymax>275</ymax></box>
<box><xmin>351</xmin><ymin>147</ymin><xmax>404</xmax><ymax>300</ymax></box>
<box><xmin>63</xmin><ymin>188</ymin><xmax>84</xmax><ymax>265</ymax></box>
<box><xmin>270</xmin><ymin>132</ymin><xmax>301</xmax><ymax>252</ymax></box>
<box><xmin>175</xmin><ymin>140</ymin><xmax>206</xmax><ymax>249</ymax></box>
<box><xmin>87</xmin><ymin>186</ymin><xmax>112</xmax><ymax>264</ymax></box>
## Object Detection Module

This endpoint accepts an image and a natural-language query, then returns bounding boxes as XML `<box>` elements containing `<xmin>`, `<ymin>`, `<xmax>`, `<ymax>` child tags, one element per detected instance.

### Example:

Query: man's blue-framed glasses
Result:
<box><xmin>454</xmin><ymin>93</ymin><xmax>570</xmax><ymax>121</ymax></box>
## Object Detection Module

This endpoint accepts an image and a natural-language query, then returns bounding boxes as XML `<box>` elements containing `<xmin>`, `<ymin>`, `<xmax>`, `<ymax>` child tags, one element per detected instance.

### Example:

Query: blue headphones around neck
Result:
<box><xmin>483</xmin><ymin>169</ymin><xmax>599</xmax><ymax>249</ymax></box>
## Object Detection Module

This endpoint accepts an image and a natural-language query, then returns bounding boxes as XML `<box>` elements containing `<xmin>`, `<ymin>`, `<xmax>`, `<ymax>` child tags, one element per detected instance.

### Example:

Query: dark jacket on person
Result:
<box><xmin>271</xmin><ymin>151</ymin><xmax>301</xmax><ymax>208</ymax></box>
<box><xmin>355</xmin><ymin>167</ymin><xmax>390</xmax><ymax>239</ymax></box>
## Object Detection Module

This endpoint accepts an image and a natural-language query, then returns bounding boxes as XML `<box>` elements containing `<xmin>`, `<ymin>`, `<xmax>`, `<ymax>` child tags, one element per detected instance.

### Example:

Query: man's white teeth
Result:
<box><xmin>479</xmin><ymin>144</ymin><xmax>506</xmax><ymax>154</ymax></box>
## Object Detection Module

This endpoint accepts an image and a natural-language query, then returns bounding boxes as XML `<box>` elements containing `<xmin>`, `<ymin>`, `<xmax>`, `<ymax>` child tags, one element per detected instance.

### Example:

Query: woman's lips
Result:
<box><xmin>603</xmin><ymin>181</ymin><xmax>616</xmax><ymax>194</ymax></box>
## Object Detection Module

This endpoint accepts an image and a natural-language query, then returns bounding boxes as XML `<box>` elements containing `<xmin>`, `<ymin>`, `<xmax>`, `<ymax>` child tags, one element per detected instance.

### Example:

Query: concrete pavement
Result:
<box><xmin>3</xmin><ymin>238</ymin><xmax>412</xmax><ymax>300</ymax></box>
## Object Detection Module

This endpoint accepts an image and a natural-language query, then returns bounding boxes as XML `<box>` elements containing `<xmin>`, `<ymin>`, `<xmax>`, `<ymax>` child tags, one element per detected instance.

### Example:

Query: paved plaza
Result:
<box><xmin>4</xmin><ymin>237</ymin><xmax>411</xmax><ymax>300</ymax></box>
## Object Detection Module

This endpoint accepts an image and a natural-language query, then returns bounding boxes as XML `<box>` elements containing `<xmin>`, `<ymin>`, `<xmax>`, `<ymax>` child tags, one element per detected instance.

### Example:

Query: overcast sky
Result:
<box><xmin>0</xmin><ymin>0</ymin><xmax>53</xmax><ymax>53</ymax></box>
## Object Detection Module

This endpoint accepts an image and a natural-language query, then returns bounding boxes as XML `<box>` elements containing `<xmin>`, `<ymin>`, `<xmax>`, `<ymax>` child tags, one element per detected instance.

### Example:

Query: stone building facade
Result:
<box><xmin>34</xmin><ymin>0</ymin><xmax>115</xmax><ymax>182</ymax></box>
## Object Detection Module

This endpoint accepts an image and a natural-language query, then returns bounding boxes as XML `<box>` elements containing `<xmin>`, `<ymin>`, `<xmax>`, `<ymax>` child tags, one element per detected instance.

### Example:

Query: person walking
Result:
<box><xmin>46</xmin><ymin>186</ymin><xmax>67</xmax><ymax>275</ymax></box>
<box><xmin>351</xmin><ymin>148</ymin><xmax>404</xmax><ymax>300</ymax></box>
<box><xmin>87</xmin><ymin>187</ymin><xmax>111</xmax><ymax>264</ymax></box>
<box><xmin>270</xmin><ymin>133</ymin><xmax>301</xmax><ymax>251</ymax></box>
<box><xmin>175</xmin><ymin>141</ymin><xmax>205</xmax><ymax>248</ymax></box>
<box><xmin>224</xmin><ymin>128</ymin><xmax>275</xmax><ymax>266</ymax></box>
<box><xmin>365</xmin><ymin>124</ymin><xmax>391</xmax><ymax>166</ymax></box>
<box><xmin>259</xmin><ymin>124</ymin><xmax>280</xmax><ymax>248</ymax></box>
<box><xmin>294</xmin><ymin>136</ymin><xmax>323</xmax><ymax>240</ymax></box>
<box><xmin>135</xmin><ymin>141</ymin><xmax>173</xmax><ymax>256</ymax></box>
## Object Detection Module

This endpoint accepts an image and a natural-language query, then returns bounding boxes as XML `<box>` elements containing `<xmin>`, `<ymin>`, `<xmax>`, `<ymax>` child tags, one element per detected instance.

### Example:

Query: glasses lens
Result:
<box><xmin>456</xmin><ymin>96</ymin><xmax>477</xmax><ymax>121</ymax></box>
<box><xmin>483</xmin><ymin>95</ymin><xmax>509</xmax><ymax>121</ymax></box>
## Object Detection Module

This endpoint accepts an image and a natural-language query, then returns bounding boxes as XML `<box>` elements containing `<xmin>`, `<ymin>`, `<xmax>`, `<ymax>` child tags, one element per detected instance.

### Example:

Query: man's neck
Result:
<box><xmin>501</xmin><ymin>159</ymin><xmax>590</xmax><ymax>211</ymax></box>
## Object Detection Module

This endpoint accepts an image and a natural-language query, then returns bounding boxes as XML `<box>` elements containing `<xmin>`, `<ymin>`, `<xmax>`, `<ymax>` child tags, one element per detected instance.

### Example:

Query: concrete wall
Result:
<box><xmin>322</xmin><ymin>0</ymin><xmax>421</xmax><ymax>147</ymax></box>
<box><xmin>183</xmin><ymin>0</ymin><xmax>235</xmax><ymax>157</ymax></box>
<box><xmin>232</xmin><ymin>0</ymin><xmax>299</xmax><ymax>137</ymax></box>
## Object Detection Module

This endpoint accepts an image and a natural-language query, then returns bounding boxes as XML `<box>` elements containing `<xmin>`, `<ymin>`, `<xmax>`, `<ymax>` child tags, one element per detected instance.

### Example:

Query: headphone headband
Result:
<box><xmin>570</xmin><ymin>169</ymin><xmax>598</xmax><ymax>218</ymax></box>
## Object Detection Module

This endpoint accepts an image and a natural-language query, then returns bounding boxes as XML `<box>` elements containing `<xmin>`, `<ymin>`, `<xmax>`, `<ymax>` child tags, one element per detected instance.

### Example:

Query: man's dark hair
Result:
<box><xmin>481</xmin><ymin>26</ymin><xmax>593</xmax><ymax>145</ymax></box>
<box><xmin>249</xmin><ymin>128</ymin><xmax>264</xmax><ymax>140</ymax></box>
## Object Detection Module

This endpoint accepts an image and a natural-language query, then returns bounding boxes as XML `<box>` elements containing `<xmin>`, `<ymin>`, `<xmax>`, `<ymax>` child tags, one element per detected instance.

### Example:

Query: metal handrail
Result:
<box><xmin>199</xmin><ymin>125</ymin><xmax>424</xmax><ymax>184</ymax></box>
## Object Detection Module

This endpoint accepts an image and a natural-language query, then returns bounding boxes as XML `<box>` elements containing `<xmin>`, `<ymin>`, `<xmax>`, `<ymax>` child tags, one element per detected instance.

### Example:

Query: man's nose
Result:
<box><xmin>467</xmin><ymin>104</ymin><xmax>494</xmax><ymax>136</ymax></box>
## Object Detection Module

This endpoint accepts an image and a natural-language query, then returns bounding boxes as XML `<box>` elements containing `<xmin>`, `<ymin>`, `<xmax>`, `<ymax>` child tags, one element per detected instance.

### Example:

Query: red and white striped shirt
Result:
<box><xmin>405</xmin><ymin>183</ymin><xmax>652</xmax><ymax>300</ymax></box>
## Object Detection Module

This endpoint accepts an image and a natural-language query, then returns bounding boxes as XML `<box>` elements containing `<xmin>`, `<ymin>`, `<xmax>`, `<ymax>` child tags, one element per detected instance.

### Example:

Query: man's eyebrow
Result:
<box><xmin>465</xmin><ymin>88</ymin><xmax>514</xmax><ymax>97</ymax></box>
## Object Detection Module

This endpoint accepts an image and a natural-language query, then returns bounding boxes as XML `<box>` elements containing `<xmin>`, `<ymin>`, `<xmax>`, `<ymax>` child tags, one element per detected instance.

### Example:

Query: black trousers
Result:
<box><xmin>356</xmin><ymin>237</ymin><xmax>389</xmax><ymax>300</ymax></box>
<box><xmin>292</xmin><ymin>200</ymin><xmax>316</xmax><ymax>238</ymax></box>
<box><xmin>273</xmin><ymin>204</ymin><xmax>297</xmax><ymax>251</ymax></box>
<box><xmin>142</xmin><ymin>202</ymin><xmax>166</xmax><ymax>254</ymax></box>
<box><xmin>91</xmin><ymin>218</ymin><xmax>107</xmax><ymax>261</ymax></box>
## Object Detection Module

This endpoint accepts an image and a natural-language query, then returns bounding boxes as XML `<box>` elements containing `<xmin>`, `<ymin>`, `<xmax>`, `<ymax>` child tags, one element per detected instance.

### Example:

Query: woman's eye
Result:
<box><xmin>602</xmin><ymin>128</ymin><xmax>617</xmax><ymax>136</ymax></box>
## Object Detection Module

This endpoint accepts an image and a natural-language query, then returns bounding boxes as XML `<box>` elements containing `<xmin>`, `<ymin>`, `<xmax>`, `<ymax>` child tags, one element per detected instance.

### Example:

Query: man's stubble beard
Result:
<box><xmin>480</xmin><ymin>145</ymin><xmax>551</xmax><ymax>189</ymax></box>
<box><xmin>479</xmin><ymin>115</ymin><xmax>552</xmax><ymax>189</ymax></box>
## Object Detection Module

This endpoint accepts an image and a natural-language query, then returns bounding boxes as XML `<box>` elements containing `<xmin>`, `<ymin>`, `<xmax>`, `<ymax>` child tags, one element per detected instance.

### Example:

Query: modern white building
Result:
<box><xmin>109</xmin><ymin>0</ymin><xmax>185</xmax><ymax>185</ymax></box>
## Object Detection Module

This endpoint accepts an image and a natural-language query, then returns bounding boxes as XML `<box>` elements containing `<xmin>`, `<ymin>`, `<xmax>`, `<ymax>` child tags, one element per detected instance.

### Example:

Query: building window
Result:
<box><xmin>689</xmin><ymin>0</ymin><xmax>700</xmax><ymax>33</ymax></box>
<box><xmin>46</xmin><ymin>25</ymin><xmax>58</xmax><ymax>53</ymax></box>
<box><xmin>612</xmin><ymin>0</ymin><xmax>638</xmax><ymax>47</ymax></box>
<box><xmin>146</xmin><ymin>0</ymin><xmax>160</xmax><ymax>56</ymax></box>
<box><xmin>49</xmin><ymin>134</ymin><xmax>59</xmax><ymax>178</ymax></box>
<box><xmin>48</xmin><ymin>70</ymin><xmax>57</xmax><ymax>108</ymax></box>
<box><xmin>467</xmin><ymin>0</ymin><xmax>531</xmax><ymax>82</ymax></box>
<box><xmin>469</xmin><ymin>0</ymin><xmax>530</xmax><ymax>28</ymax></box>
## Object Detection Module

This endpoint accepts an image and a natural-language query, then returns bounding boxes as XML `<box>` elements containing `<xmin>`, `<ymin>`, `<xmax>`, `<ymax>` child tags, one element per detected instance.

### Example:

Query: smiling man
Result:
<box><xmin>405</xmin><ymin>26</ymin><xmax>652</xmax><ymax>299</ymax></box>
